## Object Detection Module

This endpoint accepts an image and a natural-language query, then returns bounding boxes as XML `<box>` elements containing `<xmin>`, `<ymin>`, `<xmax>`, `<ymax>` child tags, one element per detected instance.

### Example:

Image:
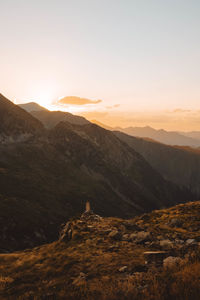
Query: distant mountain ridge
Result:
<box><xmin>92</xmin><ymin>121</ymin><xmax>200</xmax><ymax>147</ymax></box>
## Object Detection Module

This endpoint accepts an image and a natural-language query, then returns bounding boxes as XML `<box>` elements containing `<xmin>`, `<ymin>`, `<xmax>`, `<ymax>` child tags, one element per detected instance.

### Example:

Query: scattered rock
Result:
<box><xmin>119</xmin><ymin>266</ymin><xmax>128</xmax><ymax>273</ymax></box>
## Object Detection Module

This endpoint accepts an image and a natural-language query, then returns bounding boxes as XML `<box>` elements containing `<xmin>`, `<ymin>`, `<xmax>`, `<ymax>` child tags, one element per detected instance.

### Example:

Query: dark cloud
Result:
<box><xmin>57</xmin><ymin>96</ymin><xmax>102</xmax><ymax>106</ymax></box>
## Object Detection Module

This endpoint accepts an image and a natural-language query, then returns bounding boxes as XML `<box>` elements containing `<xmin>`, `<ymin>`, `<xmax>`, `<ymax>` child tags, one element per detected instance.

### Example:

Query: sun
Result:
<box><xmin>36</xmin><ymin>93</ymin><xmax>53</xmax><ymax>108</ymax></box>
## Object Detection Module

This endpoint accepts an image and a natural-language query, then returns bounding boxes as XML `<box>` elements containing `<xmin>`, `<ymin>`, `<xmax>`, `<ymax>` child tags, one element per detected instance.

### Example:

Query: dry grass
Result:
<box><xmin>0</xmin><ymin>201</ymin><xmax>200</xmax><ymax>299</ymax></box>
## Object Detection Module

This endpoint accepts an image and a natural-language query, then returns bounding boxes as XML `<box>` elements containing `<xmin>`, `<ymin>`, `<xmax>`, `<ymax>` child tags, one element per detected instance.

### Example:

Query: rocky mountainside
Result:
<box><xmin>0</xmin><ymin>95</ymin><xmax>193</xmax><ymax>251</ymax></box>
<box><xmin>114</xmin><ymin>131</ymin><xmax>200</xmax><ymax>197</ymax></box>
<box><xmin>0</xmin><ymin>201</ymin><xmax>200</xmax><ymax>299</ymax></box>
<box><xmin>0</xmin><ymin>94</ymin><xmax>44</xmax><ymax>142</ymax></box>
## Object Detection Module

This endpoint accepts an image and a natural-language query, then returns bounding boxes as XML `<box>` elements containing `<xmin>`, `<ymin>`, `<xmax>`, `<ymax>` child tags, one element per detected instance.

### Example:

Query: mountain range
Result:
<box><xmin>0</xmin><ymin>94</ymin><xmax>193</xmax><ymax>251</ymax></box>
<box><xmin>92</xmin><ymin>120</ymin><xmax>200</xmax><ymax>147</ymax></box>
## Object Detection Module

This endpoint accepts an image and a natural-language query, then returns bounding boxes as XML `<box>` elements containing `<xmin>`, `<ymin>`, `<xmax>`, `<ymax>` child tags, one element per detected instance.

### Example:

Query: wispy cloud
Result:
<box><xmin>57</xmin><ymin>96</ymin><xmax>102</xmax><ymax>106</ymax></box>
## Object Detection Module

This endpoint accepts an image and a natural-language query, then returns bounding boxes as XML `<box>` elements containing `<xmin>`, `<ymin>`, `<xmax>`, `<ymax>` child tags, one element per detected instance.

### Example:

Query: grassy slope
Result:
<box><xmin>0</xmin><ymin>201</ymin><xmax>200</xmax><ymax>299</ymax></box>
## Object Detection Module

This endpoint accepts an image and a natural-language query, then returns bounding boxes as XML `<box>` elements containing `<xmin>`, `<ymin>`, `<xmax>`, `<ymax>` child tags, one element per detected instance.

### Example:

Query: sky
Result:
<box><xmin>1</xmin><ymin>0</ymin><xmax>200</xmax><ymax>130</ymax></box>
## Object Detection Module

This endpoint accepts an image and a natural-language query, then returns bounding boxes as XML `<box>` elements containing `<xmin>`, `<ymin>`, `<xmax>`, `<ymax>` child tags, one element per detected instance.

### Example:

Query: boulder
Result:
<box><xmin>163</xmin><ymin>256</ymin><xmax>183</xmax><ymax>269</ymax></box>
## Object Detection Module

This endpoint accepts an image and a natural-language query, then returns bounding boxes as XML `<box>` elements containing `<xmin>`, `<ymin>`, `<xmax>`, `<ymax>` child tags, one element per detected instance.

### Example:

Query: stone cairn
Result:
<box><xmin>59</xmin><ymin>201</ymin><xmax>101</xmax><ymax>242</ymax></box>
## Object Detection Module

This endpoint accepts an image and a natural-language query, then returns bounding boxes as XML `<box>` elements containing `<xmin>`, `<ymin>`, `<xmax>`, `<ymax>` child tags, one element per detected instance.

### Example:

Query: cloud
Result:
<box><xmin>57</xmin><ymin>96</ymin><xmax>102</xmax><ymax>106</ymax></box>
<box><xmin>106</xmin><ymin>104</ymin><xmax>120</xmax><ymax>109</ymax></box>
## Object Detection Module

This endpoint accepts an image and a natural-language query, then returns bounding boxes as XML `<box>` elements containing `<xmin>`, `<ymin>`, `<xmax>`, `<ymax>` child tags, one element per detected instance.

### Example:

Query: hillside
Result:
<box><xmin>0</xmin><ymin>201</ymin><xmax>200</xmax><ymax>299</ymax></box>
<box><xmin>0</xmin><ymin>96</ymin><xmax>193</xmax><ymax>251</ymax></box>
<box><xmin>0</xmin><ymin>94</ymin><xmax>44</xmax><ymax>142</ymax></box>
<box><xmin>19</xmin><ymin>102</ymin><xmax>47</xmax><ymax>112</ymax></box>
<box><xmin>115</xmin><ymin>131</ymin><xmax>200</xmax><ymax>197</ymax></box>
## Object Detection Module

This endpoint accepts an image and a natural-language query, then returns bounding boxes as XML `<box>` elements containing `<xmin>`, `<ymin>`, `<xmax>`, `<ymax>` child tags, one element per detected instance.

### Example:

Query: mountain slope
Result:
<box><xmin>19</xmin><ymin>102</ymin><xmax>47</xmax><ymax>112</ymax></box>
<box><xmin>30</xmin><ymin>110</ymin><xmax>90</xmax><ymax>128</ymax></box>
<box><xmin>114</xmin><ymin>131</ymin><xmax>200</xmax><ymax>196</ymax></box>
<box><xmin>0</xmin><ymin>94</ymin><xmax>44</xmax><ymax>141</ymax></box>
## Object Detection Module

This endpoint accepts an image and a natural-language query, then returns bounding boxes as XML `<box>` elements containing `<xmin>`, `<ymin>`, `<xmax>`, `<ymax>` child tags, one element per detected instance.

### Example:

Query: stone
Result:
<box><xmin>135</xmin><ymin>231</ymin><xmax>151</xmax><ymax>243</ymax></box>
<box><xmin>159</xmin><ymin>239</ymin><xmax>174</xmax><ymax>249</ymax></box>
<box><xmin>122</xmin><ymin>234</ymin><xmax>131</xmax><ymax>241</ymax></box>
<box><xmin>163</xmin><ymin>256</ymin><xmax>183</xmax><ymax>269</ymax></box>
<box><xmin>108</xmin><ymin>230</ymin><xmax>122</xmax><ymax>240</ymax></box>
<box><xmin>186</xmin><ymin>239</ymin><xmax>196</xmax><ymax>245</ymax></box>
<box><xmin>59</xmin><ymin>222</ymin><xmax>73</xmax><ymax>242</ymax></box>
<box><xmin>169</xmin><ymin>218</ymin><xmax>182</xmax><ymax>227</ymax></box>
<box><xmin>119</xmin><ymin>266</ymin><xmax>128</xmax><ymax>273</ymax></box>
<box><xmin>81</xmin><ymin>210</ymin><xmax>102</xmax><ymax>222</ymax></box>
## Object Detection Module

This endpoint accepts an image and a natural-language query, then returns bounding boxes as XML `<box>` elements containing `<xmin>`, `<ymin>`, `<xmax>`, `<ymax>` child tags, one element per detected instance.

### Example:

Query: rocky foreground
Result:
<box><xmin>0</xmin><ymin>201</ymin><xmax>200</xmax><ymax>299</ymax></box>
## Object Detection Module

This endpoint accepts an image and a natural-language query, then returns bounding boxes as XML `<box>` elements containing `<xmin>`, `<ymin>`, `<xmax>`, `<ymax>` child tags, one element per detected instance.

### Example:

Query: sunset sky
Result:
<box><xmin>1</xmin><ymin>0</ymin><xmax>200</xmax><ymax>130</ymax></box>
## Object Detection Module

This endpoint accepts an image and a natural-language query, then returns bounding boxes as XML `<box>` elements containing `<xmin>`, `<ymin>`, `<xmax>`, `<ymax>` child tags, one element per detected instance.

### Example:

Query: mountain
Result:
<box><xmin>1</xmin><ymin>201</ymin><xmax>200</xmax><ymax>299</ymax></box>
<box><xmin>180</xmin><ymin>131</ymin><xmax>200</xmax><ymax>141</ymax></box>
<box><xmin>31</xmin><ymin>110</ymin><xmax>90</xmax><ymax>128</ymax></box>
<box><xmin>0</xmin><ymin>95</ymin><xmax>193</xmax><ymax>251</ymax></box>
<box><xmin>0</xmin><ymin>94</ymin><xmax>44</xmax><ymax>143</ymax></box>
<box><xmin>114</xmin><ymin>130</ymin><xmax>200</xmax><ymax>196</ymax></box>
<box><xmin>18</xmin><ymin>101</ymin><xmax>90</xmax><ymax>128</ymax></box>
<box><xmin>92</xmin><ymin>121</ymin><xmax>200</xmax><ymax>147</ymax></box>
<box><xmin>19</xmin><ymin>102</ymin><xmax>47</xmax><ymax>112</ymax></box>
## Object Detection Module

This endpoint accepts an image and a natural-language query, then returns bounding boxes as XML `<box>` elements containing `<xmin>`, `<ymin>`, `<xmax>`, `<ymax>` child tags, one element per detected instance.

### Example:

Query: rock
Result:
<box><xmin>134</xmin><ymin>231</ymin><xmax>151</xmax><ymax>243</ymax></box>
<box><xmin>80</xmin><ymin>210</ymin><xmax>102</xmax><ymax>222</ymax></box>
<box><xmin>119</xmin><ymin>266</ymin><xmax>128</xmax><ymax>273</ymax></box>
<box><xmin>159</xmin><ymin>239</ymin><xmax>174</xmax><ymax>250</ymax></box>
<box><xmin>108</xmin><ymin>230</ymin><xmax>122</xmax><ymax>240</ymax></box>
<box><xmin>163</xmin><ymin>256</ymin><xmax>183</xmax><ymax>269</ymax></box>
<box><xmin>169</xmin><ymin>218</ymin><xmax>183</xmax><ymax>227</ymax></box>
<box><xmin>122</xmin><ymin>234</ymin><xmax>130</xmax><ymax>241</ymax></box>
<box><xmin>72</xmin><ymin>272</ymin><xmax>87</xmax><ymax>286</ymax></box>
<box><xmin>186</xmin><ymin>239</ymin><xmax>196</xmax><ymax>245</ymax></box>
<box><xmin>59</xmin><ymin>222</ymin><xmax>73</xmax><ymax>242</ymax></box>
